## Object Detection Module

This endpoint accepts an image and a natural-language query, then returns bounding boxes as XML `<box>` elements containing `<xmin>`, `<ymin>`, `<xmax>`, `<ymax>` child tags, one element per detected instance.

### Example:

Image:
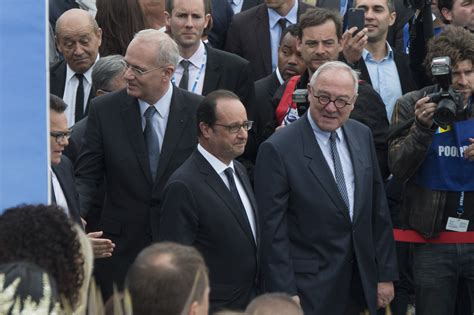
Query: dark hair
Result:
<box><xmin>196</xmin><ymin>90</ymin><xmax>240</xmax><ymax>135</ymax></box>
<box><xmin>354</xmin><ymin>0</ymin><xmax>395</xmax><ymax>12</ymax></box>
<box><xmin>166</xmin><ymin>0</ymin><xmax>212</xmax><ymax>14</ymax></box>
<box><xmin>0</xmin><ymin>204</ymin><xmax>84</xmax><ymax>307</ymax></box>
<box><xmin>50</xmin><ymin>94</ymin><xmax>67</xmax><ymax>113</ymax></box>
<box><xmin>0</xmin><ymin>262</ymin><xmax>61</xmax><ymax>314</ymax></box>
<box><xmin>125</xmin><ymin>242</ymin><xmax>208</xmax><ymax>315</ymax></box>
<box><xmin>298</xmin><ymin>8</ymin><xmax>343</xmax><ymax>40</ymax></box>
<box><xmin>424</xmin><ymin>25</ymin><xmax>474</xmax><ymax>79</ymax></box>
<box><xmin>280</xmin><ymin>23</ymin><xmax>300</xmax><ymax>45</ymax></box>
<box><xmin>92</xmin><ymin>55</ymin><xmax>126</xmax><ymax>92</ymax></box>
<box><xmin>246</xmin><ymin>293</ymin><xmax>303</xmax><ymax>315</ymax></box>
<box><xmin>437</xmin><ymin>0</ymin><xmax>453</xmax><ymax>13</ymax></box>
<box><xmin>95</xmin><ymin>0</ymin><xmax>146</xmax><ymax>56</ymax></box>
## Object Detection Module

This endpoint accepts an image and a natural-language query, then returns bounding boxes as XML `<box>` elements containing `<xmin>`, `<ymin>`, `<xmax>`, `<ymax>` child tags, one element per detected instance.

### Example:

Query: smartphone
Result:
<box><xmin>346</xmin><ymin>8</ymin><xmax>365</xmax><ymax>36</ymax></box>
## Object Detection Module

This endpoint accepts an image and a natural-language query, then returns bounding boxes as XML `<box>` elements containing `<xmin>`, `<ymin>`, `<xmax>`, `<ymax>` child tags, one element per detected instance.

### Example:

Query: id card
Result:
<box><xmin>446</xmin><ymin>217</ymin><xmax>469</xmax><ymax>232</ymax></box>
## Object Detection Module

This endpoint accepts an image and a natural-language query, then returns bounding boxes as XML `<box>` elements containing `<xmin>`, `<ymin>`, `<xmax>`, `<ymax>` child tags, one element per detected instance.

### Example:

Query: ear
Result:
<box><xmin>204</xmin><ymin>13</ymin><xmax>211</xmax><ymax>30</ymax></box>
<box><xmin>162</xmin><ymin>65</ymin><xmax>175</xmax><ymax>81</ymax></box>
<box><xmin>296</xmin><ymin>37</ymin><xmax>303</xmax><ymax>52</ymax></box>
<box><xmin>187</xmin><ymin>301</ymin><xmax>200</xmax><ymax>315</ymax></box>
<box><xmin>441</xmin><ymin>7</ymin><xmax>453</xmax><ymax>22</ymax></box>
<box><xmin>96</xmin><ymin>89</ymin><xmax>106</xmax><ymax>97</ymax></box>
<box><xmin>96</xmin><ymin>27</ymin><xmax>103</xmax><ymax>46</ymax></box>
<box><xmin>164</xmin><ymin>11</ymin><xmax>171</xmax><ymax>27</ymax></box>
<box><xmin>199</xmin><ymin>122</ymin><xmax>211</xmax><ymax>139</ymax></box>
<box><xmin>389</xmin><ymin>11</ymin><xmax>396</xmax><ymax>27</ymax></box>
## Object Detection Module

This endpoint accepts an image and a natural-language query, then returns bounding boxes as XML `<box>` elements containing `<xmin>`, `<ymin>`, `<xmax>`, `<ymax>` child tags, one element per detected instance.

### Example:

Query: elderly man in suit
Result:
<box><xmin>158</xmin><ymin>90</ymin><xmax>259</xmax><ymax>312</ymax></box>
<box><xmin>75</xmin><ymin>29</ymin><xmax>203</xmax><ymax>299</ymax></box>
<box><xmin>225</xmin><ymin>0</ymin><xmax>313</xmax><ymax>80</ymax></box>
<box><xmin>51</xmin><ymin>9</ymin><xmax>102</xmax><ymax>126</ymax></box>
<box><xmin>255</xmin><ymin>61</ymin><xmax>398</xmax><ymax>314</ymax></box>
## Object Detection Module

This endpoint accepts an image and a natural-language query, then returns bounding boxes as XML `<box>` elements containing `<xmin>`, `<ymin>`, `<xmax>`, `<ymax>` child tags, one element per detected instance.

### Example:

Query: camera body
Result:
<box><xmin>292</xmin><ymin>89</ymin><xmax>309</xmax><ymax>117</ymax></box>
<box><xmin>428</xmin><ymin>56</ymin><xmax>464</xmax><ymax>128</ymax></box>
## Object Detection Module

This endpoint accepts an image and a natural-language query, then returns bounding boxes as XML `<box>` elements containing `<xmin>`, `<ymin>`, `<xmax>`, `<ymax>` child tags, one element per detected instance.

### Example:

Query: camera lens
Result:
<box><xmin>433</xmin><ymin>98</ymin><xmax>457</xmax><ymax>128</ymax></box>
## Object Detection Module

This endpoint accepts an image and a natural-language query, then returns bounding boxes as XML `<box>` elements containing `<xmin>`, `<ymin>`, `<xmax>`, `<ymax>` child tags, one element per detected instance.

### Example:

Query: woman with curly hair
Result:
<box><xmin>95</xmin><ymin>0</ymin><xmax>146</xmax><ymax>56</ymax></box>
<box><xmin>0</xmin><ymin>204</ymin><xmax>84</xmax><ymax>310</ymax></box>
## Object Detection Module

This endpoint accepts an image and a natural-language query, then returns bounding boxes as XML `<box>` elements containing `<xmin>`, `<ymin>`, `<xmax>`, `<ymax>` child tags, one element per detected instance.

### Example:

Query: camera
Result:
<box><xmin>427</xmin><ymin>56</ymin><xmax>464</xmax><ymax>128</ymax></box>
<box><xmin>292</xmin><ymin>89</ymin><xmax>309</xmax><ymax>117</ymax></box>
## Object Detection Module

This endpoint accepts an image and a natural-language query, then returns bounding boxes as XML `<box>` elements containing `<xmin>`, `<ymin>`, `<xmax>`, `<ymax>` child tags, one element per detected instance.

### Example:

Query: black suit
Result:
<box><xmin>158</xmin><ymin>150</ymin><xmax>259</xmax><ymax>312</ymax></box>
<box><xmin>75</xmin><ymin>86</ymin><xmax>203</xmax><ymax>297</ymax></box>
<box><xmin>254</xmin><ymin>71</ymin><xmax>281</xmax><ymax>141</ymax></box>
<box><xmin>254</xmin><ymin>116</ymin><xmax>398</xmax><ymax>315</ymax></box>
<box><xmin>225</xmin><ymin>1</ymin><xmax>312</xmax><ymax>80</ymax></box>
<box><xmin>50</xmin><ymin>60</ymin><xmax>95</xmax><ymax>119</ymax></box>
<box><xmin>51</xmin><ymin>156</ymin><xmax>83</xmax><ymax>226</ymax></box>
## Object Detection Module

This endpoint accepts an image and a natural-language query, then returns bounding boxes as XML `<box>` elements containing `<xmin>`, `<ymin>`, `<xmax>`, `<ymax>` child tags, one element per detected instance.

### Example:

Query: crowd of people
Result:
<box><xmin>1</xmin><ymin>0</ymin><xmax>473</xmax><ymax>314</ymax></box>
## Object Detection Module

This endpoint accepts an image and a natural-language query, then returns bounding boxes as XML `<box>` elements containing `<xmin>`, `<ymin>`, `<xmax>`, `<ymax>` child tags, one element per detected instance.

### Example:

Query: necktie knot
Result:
<box><xmin>224</xmin><ymin>167</ymin><xmax>234</xmax><ymax>179</ymax></box>
<box><xmin>75</xmin><ymin>73</ymin><xmax>84</xmax><ymax>83</ymax></box>
<box><xmin>144</xmin><ymin>106</ymin><xmax>157</xmax><ymax>120</ymax></box>
<box><xmin>278</xmin><ymin>18</ymin><xmax>288</xmax><ymax>32</ymax></box>
<box><xmin>180</xmin><ymin>60</ymin><xmax>191</xmax><ymax>70</ymax></box>
<box><xmin>330</xmin><ymin>131</ymin><xmax>338</xmax><ymax>143</ymax></box>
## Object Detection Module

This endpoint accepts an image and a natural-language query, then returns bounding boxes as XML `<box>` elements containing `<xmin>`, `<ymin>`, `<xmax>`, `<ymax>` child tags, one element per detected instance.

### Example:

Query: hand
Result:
<box><xmin>414</xmin><ymin>96</ymin><xmax>437</xmax><ymax>128</ymax></box>
<box><xmin>464</xmin><ymin>138</ymin><xmax>474</xmax><ymax>161</ymax></box>
<box><xmin>341</xmin><ymin>27</ymin><xmax>368</xmax><ymax>65</ymax></box>
<box><xmin>292</xmin><ymin>295</ymin><xmax>301</xmax><ymax>306</ymax></box>
<box><xmin>377</xmin><ymin>282</ymin><xmax>394</xmax><ymax>309</ymax></box>
<box><xmin>87</xmin><ymin>231</ymin><xmax>115</xmax><ymax>259</ymax></box>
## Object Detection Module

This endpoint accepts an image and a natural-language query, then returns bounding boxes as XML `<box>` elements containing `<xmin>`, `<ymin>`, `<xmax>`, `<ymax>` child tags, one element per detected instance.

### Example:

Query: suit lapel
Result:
<box><xmin>235</xmin><ymin>163</ymin><xmax>259</xmax><ymax>244</ymax></box>
<box><xmin>155</xmin><ymin>87</ymin><xmax>192</xmax><ymax>185</ymax></box>
<box><xmin>50</xmin><ymin>60</ymin><xmax>67</xmax><ymax>98</ymax></box>
<box><xmin>342</xmin><ymin>122</ymin><xmax>364</xmax><ymax>222</ymax></box>
<box><xmin>120</xmin><ymin>94</ymin><xmax>153</xmax><ymax>185</ymax></box>
<box><xmin>195</xmin><ymin>152</ymin><xmax>256</xmax><ymax>247</ymax></box>
<box><xmin>52</xmin><ymin>163</ymin><xmax>82</xmax><ymax>226</ymax></box>
<box><xmin>256</xmin><ymin>5</ymin><xmax>272</xmax><ymax>75</ymax></box>
<box><xmin>300</xmin><ymin>117</ymin><xmax>352</xmax><ymax>222</ymax></box>
<box><xmin>202</xmin><ymin>45</ymin><xmax>221</xmax><ymax>95</ymax></box>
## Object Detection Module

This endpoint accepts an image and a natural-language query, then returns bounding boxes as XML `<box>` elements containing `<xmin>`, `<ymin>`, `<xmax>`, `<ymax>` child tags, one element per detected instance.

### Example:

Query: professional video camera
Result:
<box><xmin>428</xmin><ymin>56</ymin><xmax>464</xmax><ymax>128</ymax></box>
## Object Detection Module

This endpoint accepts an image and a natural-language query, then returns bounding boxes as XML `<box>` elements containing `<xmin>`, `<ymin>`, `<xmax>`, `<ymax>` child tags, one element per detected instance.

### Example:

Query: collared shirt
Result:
<box><xmin>63</xmin><ymin>56</ymin><xmax>98</xmax><ymax>127</ymax></box>
<box><xmin>340</xmin><ymin>0</ymin><xmax>349</xmax><ymax>16</ymax></box>
<box><xmin>362</xmin><ymin>43</ymin><xmax>402</xmax><ymax>121</ymax></box>
<box><xmin>50</xmin><ymin>168</ymin><xmax>70</xmax><ymax>217</ymax></box>
<box><xmin>197</xmin><ymin>144</ymin><xmax>257</xmax><ymax>239</ymax></box>
<box><xmin>307</xmin><ymin>114</ymin><xmax>355</xmax><ymax>220</ymax></box>
<box><xmin>229</xmin><ymin>0</ymin><xmax>243</xmax><ymax>14</ymax></box>
<box><xmin>138</xmin><ymin>83</ymin><xmax>173</xmax><ymax>151</ymax></box>
<box><xmin>275</xmin><ymin>67</ymin><xmax>285</xmax><ymax>85</ymax></box>
<box><xmin>268</xmin><ymin>1</ymin><xmax>298</xmax><ymax>72</ymax></box>
<box><xmin>174</xmin><ymin>41</ymin><xmax>207</xmax><ymax>95</ymax></box>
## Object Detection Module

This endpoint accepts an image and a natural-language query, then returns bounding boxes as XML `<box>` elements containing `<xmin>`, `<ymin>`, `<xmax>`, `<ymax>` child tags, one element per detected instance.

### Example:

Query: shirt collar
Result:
<box><xmin>275</xmin><ymin>67</ymin><xmax>285</xmax><ymax>85</ymax></box>
<box><xmin>179</xmin><ymin>41</ymin><xmax>206</xmax><ymax>69</ymax></box>
<box><xmin>362</xmin><ymin>42</ymin><xmax>394</xmax><ymax>62</ymax></box>
<box><xmin>65</xmin><ymin>54</ymin><xmax>99</xmax><ymax>84</ymax></box>
<box><xmin>230</xmin><ymin>0</ymin><xmax>242</xmax><ymax>5</ymax></box>
<box><xmin>268</xmin><ymin>1</ymin><xmax>298</xmax><ymax>28</ymax></box>
<box><xmin>197</xmin><ymin>143</ymin><xmax>235</xmax><ymax>175</ymax></box>
<box><xmin>138</xmin><ymin>83</ymin><xmax>173</xmax><ymax>119</ymax></box>
<box><xmin>306</xmin><ymin>113</ymin><xmax>344</xmax><ymax>146</ymax></box>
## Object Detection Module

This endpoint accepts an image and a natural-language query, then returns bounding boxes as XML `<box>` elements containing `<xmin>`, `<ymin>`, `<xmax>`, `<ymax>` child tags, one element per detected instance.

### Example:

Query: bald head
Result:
<box><xmin>246</xmin><ymin>293</ymin><xmax>303</xmax><ymax>315</ymax></box>
<box><xmin>55</xmin><ymin>9</ymin><xmax>102</xmax><ymax>73</ymax></box>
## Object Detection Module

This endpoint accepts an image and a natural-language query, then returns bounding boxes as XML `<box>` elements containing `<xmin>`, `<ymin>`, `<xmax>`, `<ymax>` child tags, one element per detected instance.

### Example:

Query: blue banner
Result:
<box><xmin>0</xmin><ymin>1</ymin><xmax>48</xmax><ymax>212</ymax></box>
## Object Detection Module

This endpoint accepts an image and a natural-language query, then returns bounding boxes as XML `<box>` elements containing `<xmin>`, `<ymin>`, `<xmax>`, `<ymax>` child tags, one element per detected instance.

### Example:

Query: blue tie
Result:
<box><xmin>330</xmin><ymin>131</ymin><xmax>349</xmax><ymax>209</ymax></box>
<box><xmin>144</xmin><ymin>106</ymin><xmax>160</xmax><ymax>181</ymax></box>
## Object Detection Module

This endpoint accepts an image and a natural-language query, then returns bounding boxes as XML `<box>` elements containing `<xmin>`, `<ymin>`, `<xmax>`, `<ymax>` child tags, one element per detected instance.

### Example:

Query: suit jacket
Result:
<box><xmin>158</xmin><ymin>150</ymin><xmax>259</xmax><ymax>312</ymax></box>
<box><xmin>254</xmin><ymin>116</ymin><xmax>398</xmax><ymax>315</ymax></box>
<box><xmin>51</xmin><ymin>156</ymin><xmax>83</xmax><ymax>226</ymax></box>
<box><xmin>75</xmin><ymin>86</ymin><xmax>203</xmax><ymax>297</ymax></box>
<box><xmin>359</xmin><ymin>50</ymin><xmax>417</xmax><ymax>95</ymax></box>
<box><xmin>225</xmin><ymin>1</ymin><xmax>312</xmax><ymax>81</ymax></box>
<box><xmin>50</xmin><ymin>60</ymin><xmax>95</xmax><ymax>119</ymax></box>
<box><xmin>255</xmin><ymin>71</ymin><xmax>281</xmax><ymax>141</ymax></box>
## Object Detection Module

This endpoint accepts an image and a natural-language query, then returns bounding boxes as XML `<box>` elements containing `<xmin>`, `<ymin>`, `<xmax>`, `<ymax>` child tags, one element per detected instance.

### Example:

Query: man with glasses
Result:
<box><xmin>75</xmin><ymin>29</ymin><xmax>203</xmax><ymax>300</ymax></box>
<box><xmin>255</xmin><ymin>61</ymin><xmax>397</xmax><ymax>314</ymax></box>
<box><xmin>158</xmin><ymin>90</ymin><xmax>260</xmax><ymax>312</ymax></box>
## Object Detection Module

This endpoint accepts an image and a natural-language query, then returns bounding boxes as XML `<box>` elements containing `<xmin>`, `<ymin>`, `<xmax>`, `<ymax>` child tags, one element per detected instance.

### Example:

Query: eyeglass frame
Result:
<box><xmin>50</xmin><ymin>130</ymin><xmax>72</xmax><ymax>144</ymax></box>
<box><xmin>311</xmin><ymin>93</ymin><xmax>355</xmax><ymax>109</ymax></box>
<box><xmin>121</xmin><ymin>60</ymin><xmax>166</xmax><ymax>76</ymax></box>
<box><xmin>213</xmin><ymin>120</ymin><xmax>253</xmax><ymax>133</ymax></box>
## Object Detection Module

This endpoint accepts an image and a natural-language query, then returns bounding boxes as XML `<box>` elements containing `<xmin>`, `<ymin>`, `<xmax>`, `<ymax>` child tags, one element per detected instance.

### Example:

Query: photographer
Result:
<box><xmin>388</xmin><ymin>25</ymin><xmax>474</xmax><ymax>315</ymax></box>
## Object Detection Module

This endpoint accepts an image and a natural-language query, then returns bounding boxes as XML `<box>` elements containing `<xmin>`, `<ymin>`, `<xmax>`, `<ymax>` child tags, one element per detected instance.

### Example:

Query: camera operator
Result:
<box><xmin>388</xmin><ymin>25</ymin><xmax>474</xmax><ymax>315</ymax></box>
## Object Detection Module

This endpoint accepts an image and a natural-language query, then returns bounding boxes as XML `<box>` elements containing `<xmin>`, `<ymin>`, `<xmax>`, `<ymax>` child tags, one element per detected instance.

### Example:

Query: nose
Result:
<box><xmin>185</xmin><ymin>15</ymin><xmax>193</xmax><ymax>28</ymax></box>
<box><xmin>324</xmin><ymin>100</ymin><xmax>339</xmax><ymax>113</ymax></box>
<box><xmin>123</xmin><ymin>66</ymin><xmax>135</xmax><ymax>80</ymax></box>
<box><xmin>365</xmin><ymin>9</ymin><xmax>374</xmax><ymax>20</ymax></box>
<box><xmin>288</xmin><ymin>53</ymin><xmax>298</xmax><ymax>65</ymax></box>
<box><xmin>73</xmin><ymin>43</ymin><xmax>85</xmax><ymax>56</ymax></box>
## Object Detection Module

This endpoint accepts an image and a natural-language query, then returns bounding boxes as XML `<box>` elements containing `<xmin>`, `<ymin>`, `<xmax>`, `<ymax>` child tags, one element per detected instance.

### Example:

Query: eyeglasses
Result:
<box><xmin>213</xmin><ymin>121</ymin><xmax>253</xmax><ymax>133</ymax></box>
<box><xmin>313</xmin><ymin>94</ymin><xmax>353</xmax><ymax>109</ymax></box>
<box><xmin>50</xmin><ymin>130</ymin><xmax>72</xmax><ymax>144</ymax></box>
<box><xmin>121</xmin><ymin>60</ymin><xmax>164</xmax><ymax>76</ymax></box>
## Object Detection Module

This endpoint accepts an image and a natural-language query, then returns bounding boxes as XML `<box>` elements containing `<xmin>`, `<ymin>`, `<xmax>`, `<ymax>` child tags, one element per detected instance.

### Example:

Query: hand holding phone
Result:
<box><xmin>346</xmin><ymin>8</ymin><xmax>365</xmax><ymax>36</ymax></box>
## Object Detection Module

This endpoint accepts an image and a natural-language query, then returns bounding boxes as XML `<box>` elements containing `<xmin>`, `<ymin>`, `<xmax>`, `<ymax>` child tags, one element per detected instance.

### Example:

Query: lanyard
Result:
<box><xmin>457</xmin><ymin>191</ymin><xmax>465</xmax><ymax>217</ymax></box>
<box><xmin>172</xmin><ymin>51</ymin><xmax>207</xmax><ymax>94</ymax></box>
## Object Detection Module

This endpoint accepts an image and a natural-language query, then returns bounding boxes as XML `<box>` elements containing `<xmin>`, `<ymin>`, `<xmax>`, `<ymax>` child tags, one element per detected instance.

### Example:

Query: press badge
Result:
<box><xmin>446</xmin><ymin>217</ymin><xmax>469</xmax><ymax>232</ymax></box>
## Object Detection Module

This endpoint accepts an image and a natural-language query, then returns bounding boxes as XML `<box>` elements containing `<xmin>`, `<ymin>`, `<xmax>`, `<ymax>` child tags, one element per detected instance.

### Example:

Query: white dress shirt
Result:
<box><xmin>50</xmin><ymin>168</ymin><xmax>70</xmax><ymax>217</ymax></box>
<box><xmin>197</xmin><ymin>144</ymin><xmax>257</xmax><ymax>240</ymax></box>
<box><xmin>174</xmin><ymin>41</ymin><xmax>207</xmax><ymax>95</ymax></box>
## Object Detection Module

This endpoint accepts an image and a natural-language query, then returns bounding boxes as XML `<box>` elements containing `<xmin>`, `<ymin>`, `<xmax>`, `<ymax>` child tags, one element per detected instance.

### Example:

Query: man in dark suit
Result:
<box><xmin>51</xmin><ymin>9</ymin><xmax>102</xmax><ymax>127</ymax></box>
<box><xmin>158</xmin><ymin>90</ymin><xmax>259</xmax><ymax>312</ymax></box>
<box><xmin>254</xmin><ymin>61</ymin><xmax>398</xmax><ymax>314</ymax></box>
<box><xmin>75</xmin><ymin>29</ymin><xmax>203</xmax><ymax>299</ymax></box>
<box><xmin>225</xmin><ymin>0</ymin><xmax>313</xmax><ymax>80</ymax></box>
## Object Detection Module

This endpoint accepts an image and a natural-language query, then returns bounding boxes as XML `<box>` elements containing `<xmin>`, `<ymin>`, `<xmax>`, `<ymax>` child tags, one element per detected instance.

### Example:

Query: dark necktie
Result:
<box><xmin>51</xmin><ymin>178</ymin><xmax>56</xmax><ymax>204</ymax></box>
<box><xmin>75</xmin><ymin>73</ymin><xmax>85</xmax><ymax>123</ymax></box>
<box><xmin>278</xmin><ymin>18</ymin><xmax>288</xmax><ymax>35</ymax></box>
<box><xmin>330</xmin><ymin>132</ymin><xmax>349</xmax><ymax>209</ymax></box>
<box><xmin>144</xmin><ymin>106</ymin><xmax>160</xmax><ymax>181</ymax></box>
<box><xmin>224</xmin><ymin>167</ymin><xmax>254</xmax><ymax>234</ymax></box>
<box><xmin>179</xmin><ymin>60</ymin><xmax>191</xmax><ymax>90</ymax></box>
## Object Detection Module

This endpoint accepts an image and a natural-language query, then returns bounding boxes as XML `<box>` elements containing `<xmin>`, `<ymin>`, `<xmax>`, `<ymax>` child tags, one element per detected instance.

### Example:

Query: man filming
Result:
<box><xmin>388</xmin><ymin>25</ymin><xmax>474</xmax><ymax>315</ymax></box>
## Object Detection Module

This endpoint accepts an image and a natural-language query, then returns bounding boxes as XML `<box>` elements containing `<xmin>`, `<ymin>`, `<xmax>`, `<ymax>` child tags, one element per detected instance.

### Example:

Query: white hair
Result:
<box><xmin>309</xmin><ymin>61</ymin><xmax>359</xmax><ymax>94</ymax></box>
<box><xmin>133</xmin><ymin>29</ymin><xmax>179</xmax><ymax>67</ymax></box>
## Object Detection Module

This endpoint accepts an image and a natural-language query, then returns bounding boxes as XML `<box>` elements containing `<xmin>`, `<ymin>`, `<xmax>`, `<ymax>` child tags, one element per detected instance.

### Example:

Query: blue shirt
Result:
<box><xmin>268</xmin><ymin>2</ymin><xmax>298</xmax><ymax>72</ymax></box>
<box><xmin>362</xmin><ymin>43</ymin><xmax>402</xmax><ymax>121</ymax></box>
